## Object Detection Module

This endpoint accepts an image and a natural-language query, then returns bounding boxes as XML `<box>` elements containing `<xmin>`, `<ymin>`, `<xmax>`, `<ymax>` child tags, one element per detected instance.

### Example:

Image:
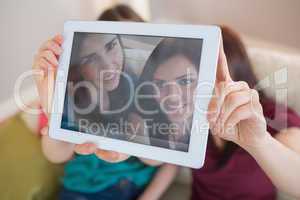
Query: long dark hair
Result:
<box><xmin>72</xmin><ymin>34</ymin><xmax>129</xmax><ymax>105</ymax></box>
<box><xmin>98</xmin><ymin>4</ymin><xmax>144</xmax><ymax>22</ymax></box>
<box><xmin>63</xmin><ymin>33</ymin><xmax>132</xmax><ymax>132</ymax></box>
<box><xmin>71</xmin><ymin>3</ymin><xmax>145</xmax><ymax>114</ymax></box>
<box><xmin>137</xmin><ymin>38</ymin><xmax>203</xmax><ymax>150</ymax></box>
<box><xmin>62</xmin><ymin>5</ymin><xmax>144</xmax><ymax>134</ymax></box>
<box><xmin>222</xmin><ymin>26</ymin><xmax>258</xmax><ymax>90</ymax></box>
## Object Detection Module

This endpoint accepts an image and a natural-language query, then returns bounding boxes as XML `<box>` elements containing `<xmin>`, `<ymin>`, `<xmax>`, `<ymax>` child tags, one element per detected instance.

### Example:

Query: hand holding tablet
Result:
<box><xmin>33</xmin><ymin>34</ymin><xmax>130</xmax><ymax>163</ymax></box>
<box><xmin>41</xmin><ymin>21</ymin><xmax>221</xmax><ymax>168</ymax></box>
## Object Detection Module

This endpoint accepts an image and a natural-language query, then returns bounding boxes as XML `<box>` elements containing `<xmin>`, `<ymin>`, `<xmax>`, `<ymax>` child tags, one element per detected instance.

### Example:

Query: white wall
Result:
<box><xmin>0</xmin><ymin>0</ymin><xmax>117</xmax><ymax>103</ymax></box>
<box><xmin>1</xmin><ymin>0</ymin><xmax>299</xmax><ymax>103</ymax></box>
<box><xmin>0</xmin><ymin>0</ymin><xmax>76</xmax><ymax>103</ymax></box>
<box><xmin>0</xmin><ymin>0</ymin><xmax>150</xmax><ymax>103</ymax></box>
<box><xmin>150</xmin><ymin>0</ymin><xmax>300</xmax><ymax>51</ymax></box>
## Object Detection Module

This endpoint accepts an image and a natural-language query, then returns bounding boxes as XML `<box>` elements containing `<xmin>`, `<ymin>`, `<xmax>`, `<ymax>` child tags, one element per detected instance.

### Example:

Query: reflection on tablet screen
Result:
<box><xmin>61</xmin><ymin>32</ymin><xmax>203</xmax><ymax>152</ymax></box>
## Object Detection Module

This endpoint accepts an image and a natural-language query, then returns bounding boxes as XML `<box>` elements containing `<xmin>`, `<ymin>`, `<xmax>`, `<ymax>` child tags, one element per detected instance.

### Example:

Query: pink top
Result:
<box><xmin>191</xmin><ymin>99</ymin><xmax>300</xmax><ymax>200</ymax></box>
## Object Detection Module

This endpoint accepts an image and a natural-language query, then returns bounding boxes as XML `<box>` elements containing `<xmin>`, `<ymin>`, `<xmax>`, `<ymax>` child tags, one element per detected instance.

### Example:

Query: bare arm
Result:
<box><xmin>275</xmin><ymin>127</ymin><xmax>300</xmax><ymax>153</ymax></box>
<box><xmin>40</xmin><ymin>127</ymin><xmax>99</xmax><ymax>164</ymax></box>
<box><xmin>245</xmin><ymin>128</ymin><xmax>300</xmax><ymax>198</ymax></box>
<box><xmin>138</xmin><ymin>164</ymin><xmax>178</xmax><ymax>200</ymax></box>
<box><xmin>41</xmin><ymin>134</ymin><xmax>74</xmax><ymax>164</ymax></box>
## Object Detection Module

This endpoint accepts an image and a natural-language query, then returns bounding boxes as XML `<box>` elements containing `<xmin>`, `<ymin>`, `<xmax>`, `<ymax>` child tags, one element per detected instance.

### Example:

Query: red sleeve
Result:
<box><xmin>38</xmin><ymin>107</ymin><xmax>48</xmax><ymax>134</ymax></box>
<box><xmin>261</xmin><ymin>98</ymin><xmax>300</xmax><ymax>136</ymax></box>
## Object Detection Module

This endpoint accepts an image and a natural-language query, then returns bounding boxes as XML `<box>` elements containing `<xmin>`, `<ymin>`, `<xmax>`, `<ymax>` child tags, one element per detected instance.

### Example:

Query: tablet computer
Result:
<box><xmin>49</xmin><ymin>21</ymin><xmax>220</xmax><ymax>168</ymax></box>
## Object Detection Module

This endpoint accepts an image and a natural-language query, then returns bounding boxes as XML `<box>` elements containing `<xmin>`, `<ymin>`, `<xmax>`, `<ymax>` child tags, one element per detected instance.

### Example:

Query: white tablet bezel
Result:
<box><xmin>49</xmin><ymin>21</ymin><xmax>220</xmax><ymax>168</ymax></box>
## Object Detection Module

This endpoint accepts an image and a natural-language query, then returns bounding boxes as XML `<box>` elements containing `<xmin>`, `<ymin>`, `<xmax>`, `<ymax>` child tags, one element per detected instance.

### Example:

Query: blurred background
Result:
<box><xmin>1</xmin><ymin>0</ymin><xmax>300</xmax><ymax>114</ymax></box>
<box><xmin>1</xmin><ymin>1</ymin><xmax>300</xmax><ymax>199</ymax></box>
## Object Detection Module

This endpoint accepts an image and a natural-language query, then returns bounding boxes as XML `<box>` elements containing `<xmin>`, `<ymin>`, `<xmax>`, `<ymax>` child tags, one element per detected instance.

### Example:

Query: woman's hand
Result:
<box><xmin>33</xmin><ymin>35</ymin><xmax>130</xmax><ymax>163</ymax></box>
<box><xmin>206</xmin><ymin>36</ymin><xmax>300</xmax><ymax>199</ymax></box>
<box><xmin>40</xmin><ymin>126</ymin><xmax>129</xmax><ymax>163</ymax></box>
<box><xmin>33</xmin><ymin>34</ymin><xmax>63</xmax><ymax>115</ymax></box>
<box><xmin>207</xmin><ymin>43</ymin><xmax>270</xmax><ymax>151</ymax></box>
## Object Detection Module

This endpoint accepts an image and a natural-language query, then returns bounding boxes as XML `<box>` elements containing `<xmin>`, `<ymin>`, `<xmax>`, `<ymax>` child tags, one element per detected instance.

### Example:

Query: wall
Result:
<box><xmin>0</xmin><ymin>0</ymin><xmax>116</xmax><ymax>103</ymax></box>
<box><xmin>0</xmin><ymin>0</ymin><xmax>151</xmax><ymax>103</ymax></box>
<box><xmin>150</xmin><ymin>0</ymin><xmax>300</xmax><ymax>51</ymax></box>
<box><xmin>1</xmin><ymin>0</ymin><xmax>300</xmax><ymax>103</ymax></box>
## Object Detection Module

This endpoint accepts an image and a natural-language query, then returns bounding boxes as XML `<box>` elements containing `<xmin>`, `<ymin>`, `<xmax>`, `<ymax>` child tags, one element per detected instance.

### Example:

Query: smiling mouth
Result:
<box><xmin>166</xmin><ymin>103</ymin><xmax>187</xmax><ymax>113</ymax></box>
<box><xmin>103</xmin><ymin>72</ymin><xmax>118</xmax><ymax>81</ymax></box>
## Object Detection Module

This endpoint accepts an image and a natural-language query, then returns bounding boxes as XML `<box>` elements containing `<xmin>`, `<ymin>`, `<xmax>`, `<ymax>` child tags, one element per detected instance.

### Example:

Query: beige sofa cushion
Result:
<box><xmin>248</xmin><ymin>47</ymin><xmax>300</xmax><ymax>114</ymax></box>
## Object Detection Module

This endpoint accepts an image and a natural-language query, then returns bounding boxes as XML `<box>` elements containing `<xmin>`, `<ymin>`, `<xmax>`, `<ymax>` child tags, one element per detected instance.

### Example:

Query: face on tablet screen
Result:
<box><xmin>61</xmin><ymin>32</ymin><xmax>203</xmax><ymax>152</ymax></box>
<box><xmin>74</xmin><ymin>34</ymin><xmax>124</xmax><ymax>91</ymax></box>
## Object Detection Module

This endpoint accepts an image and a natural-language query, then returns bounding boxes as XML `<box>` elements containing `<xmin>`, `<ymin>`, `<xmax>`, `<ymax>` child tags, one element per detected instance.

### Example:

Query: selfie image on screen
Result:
<box><xmin>61</xmin><ymin>32</ymin><xmax>203</xmax><ymax>152</ymax></box>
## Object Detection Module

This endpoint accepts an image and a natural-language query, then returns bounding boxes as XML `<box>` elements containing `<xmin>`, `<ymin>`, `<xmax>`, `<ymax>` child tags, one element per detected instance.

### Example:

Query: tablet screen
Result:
<box><xmin>61</xmin><ymin>32</ymin><xmax>203</xmax><ymax>152</ymax></box>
